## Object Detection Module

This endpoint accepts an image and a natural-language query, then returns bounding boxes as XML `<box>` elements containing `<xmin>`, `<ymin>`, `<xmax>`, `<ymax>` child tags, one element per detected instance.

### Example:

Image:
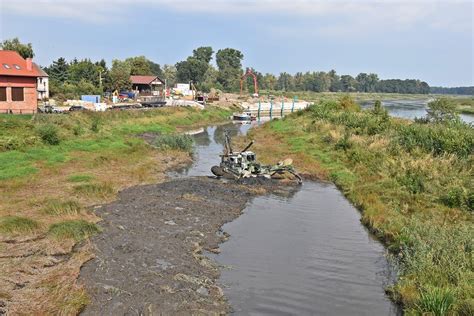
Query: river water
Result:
<box><xmin>360</xmin><ymin>99</ymin><xmax>474</xmax><ymax>124</ymax></box>
<box><xmin>176</xmin><ymin>123</ymin><xmax>401</xmax><ymax>315</ymax></box>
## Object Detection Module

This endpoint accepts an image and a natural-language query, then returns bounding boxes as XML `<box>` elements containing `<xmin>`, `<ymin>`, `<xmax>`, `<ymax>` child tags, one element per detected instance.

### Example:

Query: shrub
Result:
<box><xmin>37</xmin><ymin>124</ymin><xmax>60</xmax><ymax>145</ymax></box>
<box><xmin>73</xmin><ymin>182</ymin><xmax>114</xmax><ymax>197</ymax></box>
<box><xmin>398</xmin><ymin>169</ymin><xmax>425</xmax><ymax>194</ymax></box>
<box><xmin>335</xmin><ymin>131</ymin><xmax>352</xmax><ymax>151</ymax></box>
<box><xmin>48</xmin><ymin>220</ymin><xmax>100</xmax><ymax>241</ymax></box>
<box><xmin>466</xmin><ymin>192</ymin><xmax>474</xmax><ymax>212</ymax></box>
<box><xmin>439</xmin><ymin>187</ymin><xmax>464</xmax><ymax>209</ymax></box>
<box><xmin>396</xmin><ymin>122</ymin><xmax>473</xmax><ymax>158</ymax></box>
<box><xmin>339</xmin><ymin>95</ymin><xmax>360</xmax><ymax>111</ymax></box>
<box><xmin>427</xmin><ymin>98</ymin><xmax>459</xmax><ymax>123</ymax></box>
<box><xmin>154</xmin><ymin>134</ymin><xmax>194</xmax><ymax>152</ymax></box>
<box><xmin>42</xmin><ymin>200</ymin><xmax>82</xmax><ymax>215</ymax></box>
<box><xmin>0</xmin><ymin>216</ymin><xmax>39</xmax><ymax>234</ymax></box>
<box><xmin>91</xmin><ymin>116</ymin><xmax>100</xmax><ymax>133</ymax></box>
<box><xmin>416</xmin><ymin>287</ymin><xmax>455</xmax><ymax>316</ymax></box>
<box><xmin>373</xmin><ymin>100</ymin><xmax>382</xmax><ymax>112</ymax></box>
<box><xmin>72</xmin><ymin>125</ymin><xmax>83</xmax><ymax>136</ymax></box>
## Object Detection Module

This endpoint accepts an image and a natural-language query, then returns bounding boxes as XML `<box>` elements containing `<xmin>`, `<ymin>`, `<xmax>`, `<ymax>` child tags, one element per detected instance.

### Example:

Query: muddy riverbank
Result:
<box><xmin>79</xmin><ymin>177</ymin><xmax>295</xmax><ymax>314</ymax></box>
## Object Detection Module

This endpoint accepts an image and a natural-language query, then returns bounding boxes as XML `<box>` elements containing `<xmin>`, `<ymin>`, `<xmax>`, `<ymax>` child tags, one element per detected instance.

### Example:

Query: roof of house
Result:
<box><xmin>0</xmin><ymin>50</ymin><xmax>43</xmax><ymax>77</ymax></box>
<box><xmin>33</xmin><ymin>63</ymin><xmax>49</xmax><ymax>77</ymax></box>
<box><xmin>130</xmin><ymin>75</ymin><xmax>164</xmax><ymax>85</ymax></box>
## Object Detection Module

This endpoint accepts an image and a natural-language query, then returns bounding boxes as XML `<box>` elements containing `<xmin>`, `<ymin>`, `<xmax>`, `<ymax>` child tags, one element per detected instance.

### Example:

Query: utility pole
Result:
<box><xmin>99</xmin><ymin>70</ymin><xmax>103</xmax><ymax>90</ymax></box>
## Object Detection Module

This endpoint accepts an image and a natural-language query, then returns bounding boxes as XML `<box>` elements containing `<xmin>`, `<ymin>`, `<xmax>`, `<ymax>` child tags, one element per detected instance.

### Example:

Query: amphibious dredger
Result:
<box><xmin>211</xmin><ymin>131</ymin><xmax>302</xmax><ymax>184</ymax></box>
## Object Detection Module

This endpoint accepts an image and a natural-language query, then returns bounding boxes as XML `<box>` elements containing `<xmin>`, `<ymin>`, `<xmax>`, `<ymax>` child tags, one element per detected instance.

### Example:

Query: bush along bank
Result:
<box><xmin>248</xmin><ymin>97</ymin><xmax>473</xmax><ymax>315</ymax></box>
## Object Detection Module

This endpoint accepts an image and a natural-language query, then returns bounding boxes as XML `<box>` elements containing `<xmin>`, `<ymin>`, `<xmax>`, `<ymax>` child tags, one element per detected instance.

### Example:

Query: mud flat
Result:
<box><xmin>79</xmin><ymin>177</ymin><xmax>294</xmax><ymax>314</ymax></box>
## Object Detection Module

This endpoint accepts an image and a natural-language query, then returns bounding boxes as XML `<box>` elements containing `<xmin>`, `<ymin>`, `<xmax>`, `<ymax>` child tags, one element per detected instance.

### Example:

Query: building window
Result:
<box><xmin>0</xmin><ymin>87</ymin><xmax>6</xmax><ymax>101</ymax></box>
<box><xmin>12</xmin><ymin>87</ymin><xmax>24</xmax><ymax>102</ymax></box>
<box><xmin>3</xmin><ymin>64</ymin><xmax>11</xmax><ymax>69</ymax></box>
<box><xmin>13</xmin><ymin>64</ymin><xmax>21</xmax><ymax>70</ymax></box>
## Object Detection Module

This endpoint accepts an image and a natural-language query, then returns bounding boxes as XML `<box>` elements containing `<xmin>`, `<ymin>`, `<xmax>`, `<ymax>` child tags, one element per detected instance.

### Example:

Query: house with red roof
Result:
<box><xmin>0</xmin><ymin>50</ymin><xmax>44</xmax><ymax>114</ymax></box>
<box><xmin>130</xmin><ymin>75</ymin><xmax>165</xmax><ymax>96</ymax></box>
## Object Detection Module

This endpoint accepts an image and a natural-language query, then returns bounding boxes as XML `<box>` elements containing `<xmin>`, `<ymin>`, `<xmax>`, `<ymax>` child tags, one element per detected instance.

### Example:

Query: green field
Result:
<box><xmin>0</xmin><ymin>106</ymin><xmax>231</xmax><ymax>314</ymax></box>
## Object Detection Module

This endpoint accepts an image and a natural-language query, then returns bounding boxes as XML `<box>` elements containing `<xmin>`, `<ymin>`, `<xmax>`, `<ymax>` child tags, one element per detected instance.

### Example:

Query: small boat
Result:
<box><xmin>139</xmin><ymin>96</ymin><xmax>167</xmax><ymax>107</ymax></box>
<box><xmin>233</xmin><ymin>111</ymin><xmax>256</xmax><ymax>121</ymax></box>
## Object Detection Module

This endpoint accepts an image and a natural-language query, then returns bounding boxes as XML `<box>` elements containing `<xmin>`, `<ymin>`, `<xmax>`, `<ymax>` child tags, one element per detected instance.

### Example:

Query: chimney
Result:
<box><xmin>26</xmin><ymin>58</ymin><xmax>33</xmax><ymax>71</ymax></box>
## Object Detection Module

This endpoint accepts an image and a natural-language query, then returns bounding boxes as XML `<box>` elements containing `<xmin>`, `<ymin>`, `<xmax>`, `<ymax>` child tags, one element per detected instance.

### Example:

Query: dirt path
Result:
<box><xmin>79</xmin><ymin>177</ymin><xmax>293</xmax><ymax>314</ymax></box>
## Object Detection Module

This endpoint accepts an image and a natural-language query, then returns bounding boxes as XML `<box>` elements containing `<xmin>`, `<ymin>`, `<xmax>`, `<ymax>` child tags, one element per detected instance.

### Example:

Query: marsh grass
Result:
<box><xmin>73</xmin><ymin>182</ymin><xmax>115</xmax><ymax>198</ymax></box>
<box><xmin>42</xmin><ymin>200</ymin><xmax>82</xmax><ymax>216</ymax></box>
<box><xmin>415</xmin><ymin>287</ymin><xmax>455</xmax><ymax>316</ymax></box>
<box><xmin>47</xmin><ymin>220</ymin><xmax>100</xmax><ymax>241</ymax></box>
<box><xmin>154</xmin><ymin>134</ymin><xmax>194</xmax><ymax>152</ymax></box>
<box><xmin>0</xmin><ymin>216</ymin><xmax>40</xmax><ymax>234</ymax></box>
<box><xmin>67</xmin><ymin>174</ymin><xmax>94</xmax><ymax>183</ymax></box>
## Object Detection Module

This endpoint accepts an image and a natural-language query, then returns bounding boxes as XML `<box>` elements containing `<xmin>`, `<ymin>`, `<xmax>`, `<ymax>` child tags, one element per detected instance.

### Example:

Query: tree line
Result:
<box><xmin>430</xmin><ymin>86</ymin><xmax>474</xmax><ymax>95</ymax></box>
<box><xmin>2</xmin><ymin>38</ymin><xmax>435</xmax><ymax>98</ymax></box>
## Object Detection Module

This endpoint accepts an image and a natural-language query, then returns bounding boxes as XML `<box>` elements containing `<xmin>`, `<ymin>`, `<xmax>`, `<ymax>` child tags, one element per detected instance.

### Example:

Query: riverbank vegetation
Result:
<box><xmin>247</xmin><ymin>97</ymin><xmax>473</xmax><ymax>315</ymax></box>
<box><xmin>451</xmin><ymin>97</ymin><xmax>474</xmax><ymax>114</ymax></box>
<box><xmin>0</xmin><ymin>107</ymin><xmax>230</xmax><ymax>313</ymax></box>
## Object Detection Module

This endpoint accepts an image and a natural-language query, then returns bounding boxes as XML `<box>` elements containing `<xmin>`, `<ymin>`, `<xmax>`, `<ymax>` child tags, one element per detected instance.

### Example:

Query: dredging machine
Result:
<box><xmin>211</xmin><ymin>131</ymin><xmax>302</xmax><ymax>184</ymax></box>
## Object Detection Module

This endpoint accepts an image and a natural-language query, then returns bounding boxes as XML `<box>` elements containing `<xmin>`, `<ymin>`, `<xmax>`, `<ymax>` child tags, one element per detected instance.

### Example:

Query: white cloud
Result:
<box><xmin>1</xmin><ymin>0</ymin><xmax>472</xmax><ymax>33</ymax></box>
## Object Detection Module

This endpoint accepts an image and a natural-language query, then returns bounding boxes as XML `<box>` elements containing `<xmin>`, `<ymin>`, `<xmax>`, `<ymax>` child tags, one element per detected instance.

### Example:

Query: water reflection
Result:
<box><xmin>212</xmin><ymin>182</ymin><xmax>401</xmax><ymax>315</ymax></box>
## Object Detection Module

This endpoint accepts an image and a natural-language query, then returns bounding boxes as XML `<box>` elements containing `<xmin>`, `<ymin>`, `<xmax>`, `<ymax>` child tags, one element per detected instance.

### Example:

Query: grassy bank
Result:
<box><xmin>246</xmin><ymin>99</ymin><xmax>473</xmax><ymax>315</ymax></box>
<box><xmin>0</xmin><ymin>106</ymin><xmax>231</xmax><ymax>313</ymax></box>
<box><xmin>451</xmin><ymin>97</ymin><xmax>474</xmax><ymax>115</ymax></box>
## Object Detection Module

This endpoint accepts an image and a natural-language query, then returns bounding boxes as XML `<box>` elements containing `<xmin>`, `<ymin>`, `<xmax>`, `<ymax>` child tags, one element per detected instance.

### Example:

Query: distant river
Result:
<box><xmin>360</xmin><ymin>99</ymin><xmax>474</xmax><ymax>124</ymax></box>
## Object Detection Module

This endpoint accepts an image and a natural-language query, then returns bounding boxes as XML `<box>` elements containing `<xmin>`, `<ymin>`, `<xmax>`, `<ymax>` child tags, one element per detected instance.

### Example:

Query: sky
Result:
<box><xmin>0</xmin><ymin>0</ymin><xmax>472</xmax><ymax>87</ymax></box>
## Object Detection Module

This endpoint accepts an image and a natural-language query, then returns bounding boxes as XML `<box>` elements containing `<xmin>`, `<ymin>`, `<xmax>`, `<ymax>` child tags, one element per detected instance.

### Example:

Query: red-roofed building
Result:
<box><xmin>0</xmin><ymin>50</ymin><xmax>44</xmax><ymax>114</ymax></box>
<box><xmin>130</xmin><ymin>75</ymin><xmax>165</xmax><ymax>96</ymax></box>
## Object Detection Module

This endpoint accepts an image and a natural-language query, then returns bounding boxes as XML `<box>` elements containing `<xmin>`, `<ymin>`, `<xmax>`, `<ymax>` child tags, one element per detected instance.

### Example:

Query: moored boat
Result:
<box><xmin>233</xmin><ymin>111</ymin><xmax>256</xmax><ymax>121</ymax></box>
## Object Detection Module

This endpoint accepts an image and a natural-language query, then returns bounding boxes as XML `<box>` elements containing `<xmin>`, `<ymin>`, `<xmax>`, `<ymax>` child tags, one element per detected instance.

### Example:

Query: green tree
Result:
<box><xmin>294</xmin><ymin>72</ymin><xmax>305</xmax><ymax>91</ymax></box>
<box><xmin>277</xmin><ymin>72</ymin><xmax>294</xmax><ymax>91</ymax></box>
<box><xmin>356</xmin><ymin>73</ymin><xmax>370</xmax><ymax>92</ymax></box>
<box><xmin>108</xmin><ymin>60</ymin><xmax>132</xmax><ymax>92</ymax></box>
<box><xmin>192</xmin><ymin>46</ymin><xmax>214</xmax><ymax>63</ymax></box>
<box><xmin>199</xmin><ymin>66</ymin><xmax>219</xmax><ymax>92</ymax></box>
<box><xmin>216</xmin><ymin>48</ymin><xmax>244</xmax><ymax>92</ymax></box>
<box><xmin>148</xmin><ymin>60</ymin><xmax>163</xmax><ymax>77</ymax></box>
<box><xmin>340</xmin><ymin>75</ymin><xmax>358</xmax><ymax>92</ymax></box>
<box><xmin>176</xmin><ymin>47</ymin><xmax>213</xmax><ymax>85</ymax></box>
<box><xmin>162</xmin><ymin>64</ymin><xmax>177</xmax><ymax>87</ymax></box>
<box><xmin>263</xmin><ymin>73</ymin><xmax>277</xmax><ymax>91</ymax></box>
<box><xmin>1</xmin><ymin>38</ymin><xmax>34</xmax><ymax>59</ymax></box>
<box><xmin>125</xmin><ymin>56</ymin><xmax>152</xmax><ymax>75</ymax></box>
<box><xmin>47</xmin><ymin>57</ymin><xmax>69</xmax><ymax>83</ymax></box>
<box><xmin>176</xmin><ymin>57</ymin><xmax>209</xmax><ymax>84</ymax></box>
<box><xmin>68</xmin><ymin>59</ymin><xmax>101</xmax><ymax>86</ymax></box>
<box><xmin>75</xmin><ymin>79</ymin><xmax>102</xmax><ymax>96</ymax></box>
<box><xmin>367</xmin><ymin>73</ymin><xmax>379</xmax><ymax>92</ymax></box>
<box><xmin>427</xmin><ymin>98</ymin><xmax>459</xmax><ymax>123</ymax></box>
<box><xmin>328</xmin><ymin>70</ymin><xmax>341</xmax><ymax>92</ymax></box>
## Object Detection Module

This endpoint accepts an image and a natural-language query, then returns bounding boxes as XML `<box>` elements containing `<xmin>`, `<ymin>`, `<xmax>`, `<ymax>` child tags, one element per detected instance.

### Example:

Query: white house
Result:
<box><xmin>33</xmin><ymin>63</ymin><xmax>49</xmax><ymax>100</ymax></box>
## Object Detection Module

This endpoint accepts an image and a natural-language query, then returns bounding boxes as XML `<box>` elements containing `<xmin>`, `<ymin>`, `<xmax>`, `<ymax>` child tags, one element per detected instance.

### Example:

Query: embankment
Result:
<box><xmin>244</xmin><ymin>99</ymin><xmax>473</xmax><ymax>315</ymax></box>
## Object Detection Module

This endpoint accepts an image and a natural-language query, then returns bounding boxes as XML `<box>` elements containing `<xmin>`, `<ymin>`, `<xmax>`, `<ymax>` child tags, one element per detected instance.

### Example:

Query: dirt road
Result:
<box><xmin>79</xmin><ymin>177</ymin><xmax>294</xmax><ymax>314</ymax></box>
